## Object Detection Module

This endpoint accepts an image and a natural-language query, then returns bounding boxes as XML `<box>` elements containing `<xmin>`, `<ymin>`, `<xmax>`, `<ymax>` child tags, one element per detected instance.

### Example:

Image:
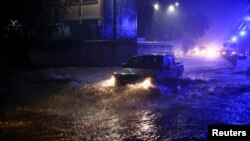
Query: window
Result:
<box><xmin>125</xmin><ymin>56</ymin><xmax>163</xmax><ymax>69</ymax></box>
<box><xmin>66</xmin><ymin>0</ymin><xmax>98</xmax><ymax>6</ymax></box>
<box><xmin>66</xmin><ymin>0</ymin><xmax>79</xmax><ymax>6</ymax></box>
<box><xmin>82</xmin><ymin>0</ymin><xmax>98</xmax><ymax>4</ymax></box>
<box><xmin>144</xmin><ymin>57</ymin><xmax>163</xmax><ymax>68</ymax></box>
<box><xmin>163</xmin><ymin>56</ymin><xmax>170</xmax><ymax>68</ymax></box>
<box><xmin>168</xmin><ymin>56</ymin><xmax>175</xmax><ymax>66</ymax></box>
<box><xmin>125</xmin><ymin>57</ymin><xmax>144</xmax><ymax>68</ymax></box>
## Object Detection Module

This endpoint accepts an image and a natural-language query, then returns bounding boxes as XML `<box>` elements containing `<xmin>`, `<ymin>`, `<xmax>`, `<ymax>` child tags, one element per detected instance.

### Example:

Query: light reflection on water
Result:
<box><xmin>64</xmin><ymin>69</ymin><xmax>250</xmax><ymax>140</ymax></box>
<box><xmin>2</xmin><ymin>57</ymin><xmax>250</xmax><ymax>140</ymax></box>
<box><xmin>66</xmin><ymin>87</ymin><xmax>162</xmax><ymax>141</ymax></box>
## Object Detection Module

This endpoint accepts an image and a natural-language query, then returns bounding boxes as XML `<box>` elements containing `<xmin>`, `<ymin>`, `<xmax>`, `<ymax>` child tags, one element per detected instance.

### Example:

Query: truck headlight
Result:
<box><xmin>102</xmin><ymin>75</ymin><xmax>116</xmax><ymax>87</ymax></box>
<box><xmin>138</xmin><ymin>77</ymin><xmax>153</xmax><ymax>89</ymax></box>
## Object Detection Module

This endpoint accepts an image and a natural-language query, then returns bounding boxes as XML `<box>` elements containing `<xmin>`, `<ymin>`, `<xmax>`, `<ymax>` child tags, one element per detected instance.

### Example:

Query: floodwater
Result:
<box><xmin>1</xmin><ymin>56</ymin><xmax>250</xmax><ymax>141</ymax></box>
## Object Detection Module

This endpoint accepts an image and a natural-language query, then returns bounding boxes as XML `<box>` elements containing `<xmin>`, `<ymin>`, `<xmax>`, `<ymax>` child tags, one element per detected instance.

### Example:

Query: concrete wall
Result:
<box><xmin>64</xmin><ymin>0</ymin><xmax>137</xmax><ymax>41</ymax></box>
<box><xmin>29</xmin><ymin>41</ymin><xmax>176</xmax><ymax>67</ymax></box>
<box><xmin>29</xmin><ymin>41</ymin><xmax>137</xmax><ymax>67</ymax></box>
<box><xmin>64</xmin><ymin>0</ymin><xmax>102</xmax><ymax>21</ymax></box>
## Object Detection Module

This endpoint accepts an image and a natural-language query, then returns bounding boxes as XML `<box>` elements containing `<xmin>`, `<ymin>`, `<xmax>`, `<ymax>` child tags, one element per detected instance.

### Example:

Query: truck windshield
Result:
<box><xmin>124</xmin><ymin>56</ymin><xmax>163</xmax><ymax>69</ymax></box>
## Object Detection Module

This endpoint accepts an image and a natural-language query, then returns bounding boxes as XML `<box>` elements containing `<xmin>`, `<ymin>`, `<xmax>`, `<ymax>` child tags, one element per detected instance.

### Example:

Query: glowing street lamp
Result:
<box><xmin>231</xmin><ymin>36</ymin><xmax>238</xmax><ymax>42</ymax></box>
<box><xmin>245</xmin><ymin>16</ymin><xmax>250</xmax><ymax>21</ymax></box>
<box><xmin>153</xmin><ymin>3</ymin><xmax>159</xmax><ymax>10</ymax></box>
<box><xmin>168</xmin><ymin>4</ymin><xmax>175</xmax><ymax>12</ymax></box>
<box><xmin>175</xmin><ymin>2</ymin><xmax>179</xmax><ymax>6</ymax></box>
<box><xmin>239</xmin><ymin>30</ymin><xmax>246</xmax><ymax>36</ymax></box>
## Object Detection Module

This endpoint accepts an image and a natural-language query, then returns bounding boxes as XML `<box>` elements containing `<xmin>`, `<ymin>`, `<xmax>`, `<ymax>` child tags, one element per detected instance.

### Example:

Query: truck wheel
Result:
<box><xmin>115</xmin><ymin>79</ymin><xmax>121</xmax><ymax>87</ymax></box>
<box><xmin>115</xmin><ymin>79</ymin><xmax>124</xmax><ymax>87</ymax></box>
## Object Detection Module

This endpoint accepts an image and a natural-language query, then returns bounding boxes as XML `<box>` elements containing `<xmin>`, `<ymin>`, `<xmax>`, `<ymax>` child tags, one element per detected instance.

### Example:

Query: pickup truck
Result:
<box><xmin>113</xmin><ymin>53</ymin><xmax>184</xmax><ymax>86</ymax></box>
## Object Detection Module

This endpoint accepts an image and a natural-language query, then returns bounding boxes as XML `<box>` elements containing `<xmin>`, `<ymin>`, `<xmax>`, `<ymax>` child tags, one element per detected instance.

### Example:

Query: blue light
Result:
<box><xmin>175</xmin><ymin>2</ymin><xmax>179</xmax><ymax>7</ymax></box>
<box><xmin>231</xmin><ymin>36</ymin><xmax>238</xmax><ymax>42</ymax></box>
<box><xmin>245</xmin><ymin>16</ymin><xmax>250</xmax><ymax>21</ymax></box>
<box><xmin>239</xmin><ymin>30</ymin><xmax>246</xmax><ymax>36</ymax></box>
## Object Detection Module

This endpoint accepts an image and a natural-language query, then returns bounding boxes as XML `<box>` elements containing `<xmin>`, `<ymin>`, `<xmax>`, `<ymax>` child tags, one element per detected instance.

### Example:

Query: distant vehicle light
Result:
<box><xmin>232</xmin><ymin>51</ymin><xmax>236</xmax><ymax>55</ymax></box>
<box><xmin>222</xmin><ymin>51</ymin><xmax>226</xmax><ymax>55</ymax></box>
<box><xmin>200</xmin><ymin>49</ymin><xmax>207</xmax><ymax>56</ymax></box>
<box><xmin>193</xmin><ymin>47</ymin><xmax>200</xmax><ymax>56</ymax></box>
<box><xmin>190</xmin><ymin>46</ymin><xmax>219</xmax><ymax>58</ymax></box>
<box><xmin>206</xmin><ymin>48</ymin><xmax>219</xmax><ymax>58</ymax></box>
<box><xmin>175</xmin><ymin>2</ymin><xmax>179</xmax><ymax>6</ymax></box>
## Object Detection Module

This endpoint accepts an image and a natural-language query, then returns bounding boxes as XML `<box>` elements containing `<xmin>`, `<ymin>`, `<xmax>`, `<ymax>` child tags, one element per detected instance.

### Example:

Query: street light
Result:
<box><xmin>153</xmin><ymin>3</ymin><xmax>159</xmax><ymax>10</ymax></box>
<box><xmin>244</xmin><ymin>16</ymin><xmax>250</xmax><ymax>21</ymax></box>
<box><xmin>175</xmin><ymin>2</ymin><xmax>179</xmax><ymax>7</ymax></box>
<box><xmin>231</xmin><ymin>36</ymin><xmax>238</xmax><ymax>42</ymax></box>
<box><xmin>239</xmin><ymin>30</ymin><xmax>247</xmax><ymax>36</ymax></box>
<box><xmin>168</xmin><ymin>4</ymin><xmax>175</xmax><ymax>12</ymax></box>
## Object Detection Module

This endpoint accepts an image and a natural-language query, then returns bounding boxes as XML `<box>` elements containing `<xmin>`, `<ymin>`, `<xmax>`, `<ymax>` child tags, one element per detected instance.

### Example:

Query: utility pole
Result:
<box><xmin>79</xmin><ymin>0</ymin><xmax>82</xmax><ymax>24</ymax></box>
<box><xmin>113</xmin><ymin>0</ymin><xmax>117</xmax><ymax>40</ymax></box>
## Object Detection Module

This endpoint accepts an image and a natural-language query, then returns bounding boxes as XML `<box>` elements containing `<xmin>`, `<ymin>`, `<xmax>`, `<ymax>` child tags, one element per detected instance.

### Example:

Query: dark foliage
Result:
<box><xmin>0</xmin><ymin>0</ymin><xmax>67</xmax><ymax>67</ymax></box>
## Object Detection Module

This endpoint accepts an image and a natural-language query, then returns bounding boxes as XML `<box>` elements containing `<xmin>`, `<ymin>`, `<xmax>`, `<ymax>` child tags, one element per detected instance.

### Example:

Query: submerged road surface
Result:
<box><xmin>1</xmin><ymin>56</ymin><xmax>250</xmax><ymax>141</ymax></box>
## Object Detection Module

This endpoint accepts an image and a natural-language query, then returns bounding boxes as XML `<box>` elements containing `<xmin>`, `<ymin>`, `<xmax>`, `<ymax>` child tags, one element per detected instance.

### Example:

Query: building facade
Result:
<box><xmin>224</xmin><ymin>2</ymin><xmax>250</xmax><ymax>55</ymax></box>
<box><xmin>63</xmin><ymin>0</ymin><xmax>137</xmax><ymax>41</ymax></box>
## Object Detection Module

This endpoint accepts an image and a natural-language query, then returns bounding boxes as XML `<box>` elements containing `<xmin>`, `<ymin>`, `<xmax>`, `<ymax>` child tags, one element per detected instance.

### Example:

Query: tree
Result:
<box><xmin>0</xmin><ymin>0</ymin><xmax>67</xmax><ymax>67</ymax></box>
<box><xmin>1</xmin><ymin>0</ymin><xmax>67</xmax><ymax>43</ymax></box>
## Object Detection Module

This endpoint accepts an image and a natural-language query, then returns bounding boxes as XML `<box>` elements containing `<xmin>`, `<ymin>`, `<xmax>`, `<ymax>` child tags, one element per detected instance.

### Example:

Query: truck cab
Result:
<box><xmin>113</xmin><ymin>53</ymin><xmax>184</xmax><ymax>86</ymax></box>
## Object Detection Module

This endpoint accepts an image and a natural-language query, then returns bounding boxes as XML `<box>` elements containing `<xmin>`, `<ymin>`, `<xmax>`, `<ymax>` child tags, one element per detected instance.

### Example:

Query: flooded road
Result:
<box><xmin>1</xmin><ymin>56</ymin><xmax>250</xmax><ymax>141</ymax></box>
